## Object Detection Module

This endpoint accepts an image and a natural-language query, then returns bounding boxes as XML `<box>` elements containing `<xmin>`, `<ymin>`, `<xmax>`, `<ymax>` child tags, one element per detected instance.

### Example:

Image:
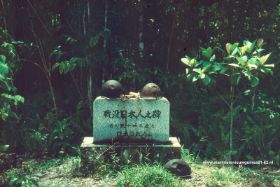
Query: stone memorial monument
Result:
<box><xmin>80</xmin><ymin>81</ymin><xmax>181</xmax><ymax>168</ymax></box>
<box><xmin>93</xmin><ymin>96</ymin><xmax>169</xmax><ymax>143</ymax></box>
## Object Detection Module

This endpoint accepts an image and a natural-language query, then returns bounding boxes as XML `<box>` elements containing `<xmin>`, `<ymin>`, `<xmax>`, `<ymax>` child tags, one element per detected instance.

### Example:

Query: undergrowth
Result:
<box><xmin>0</xmin><ymin>150</ymin><xmax>279</xmax><ymax>187</ymax></box>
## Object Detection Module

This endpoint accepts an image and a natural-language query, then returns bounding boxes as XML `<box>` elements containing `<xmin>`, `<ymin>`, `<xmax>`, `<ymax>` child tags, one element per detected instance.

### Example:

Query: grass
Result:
<box><xmin>183</xmin><ymin>163</ymin><xmax>280</xmax><ymax>187</ymax></box>
<box><xmin>115</xmin><ymin>164</ymin><xmax>183</xmax><ymax>187</ymax></box>
<box><xmin>0</xmin><ymin>150</ymin><xmax>279</xmax><ymax>187</ymax></box>
<box><xmin>180</xmin><ymin>148</ymin><xmax>280</xmax><ymax>187</ymax></box>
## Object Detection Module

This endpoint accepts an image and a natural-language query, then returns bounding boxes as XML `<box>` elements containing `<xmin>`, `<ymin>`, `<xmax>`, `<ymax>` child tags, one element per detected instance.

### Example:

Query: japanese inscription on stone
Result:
<box><xmin>93</xmin><ymin>96</ymin><xmax>170</xmax><ymax>142</ymax></box>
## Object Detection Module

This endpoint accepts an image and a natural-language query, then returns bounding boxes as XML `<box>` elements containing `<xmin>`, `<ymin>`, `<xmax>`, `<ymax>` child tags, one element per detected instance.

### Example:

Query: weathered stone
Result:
<box><xmin>93</xmin><ymin>96</ymin><xmax>170</xmax><ymax>143</ymax></box>
<box><xmin>164</xmin><ymin>159</ymin><xmax>191</xmax><ymax>179</ymax></box>
<box><xmin>141</xmin><ymin>83</ymin><xmax>161</xmax><ymax>98</ymax></box>
<box><xmin>101</xmin><ymin>80</ymin><xmax>122</xmax><ymax>98</ymax></box>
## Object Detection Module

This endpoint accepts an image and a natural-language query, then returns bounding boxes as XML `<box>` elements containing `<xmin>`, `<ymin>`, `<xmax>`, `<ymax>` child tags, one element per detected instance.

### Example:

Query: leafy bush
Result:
<box><xmin>4</xmin><ymin>169</ymin><xmax>39</xmax><ymax>187</ymax></box>
<box><xmin>21</xmin><ymin>110</ymin><xmax>75</xmax><ymax>156</ymax></box>
<box><xmin>1</xmin><ymin>161</ymin><xmax>39</xmax><ymax>187</ymax></box>
<box><xmin>0</xmin><ymin>28</ymin><xmax>24</xmax><ymax>154</ymax></box>
<box><xmin>180</xmin><ymin>39</ymin><xmax>278</xmax><ymax>163</ymax></box>
<box><xmin>0</xmin><ymin>28</ymin><xmax>24</xmax><ymax>121</ymax></box>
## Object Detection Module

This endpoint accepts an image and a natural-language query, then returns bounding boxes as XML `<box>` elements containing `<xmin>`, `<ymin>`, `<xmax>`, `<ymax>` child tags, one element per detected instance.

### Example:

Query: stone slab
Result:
<box><xmin>93</xmin><ymin>96</ymin><xmax>170</xmax><ymax>143</ymax></box>
<box><xmin>80</xmin><ymin>137</ymin><xmax>181</xmax><ymax>169</ymax></box>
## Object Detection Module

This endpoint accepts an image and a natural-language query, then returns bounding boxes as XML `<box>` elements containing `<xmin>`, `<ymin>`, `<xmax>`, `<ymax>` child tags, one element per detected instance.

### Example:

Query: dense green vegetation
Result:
<box><xmin>1</xmin><ymin>150</ymin><xmax>279</xmax><ymax>186</ymax></box>
<box><xmin>0</xmin><ymin>0</ymin><xmax>279</xmax><ymax>184</ymax></box>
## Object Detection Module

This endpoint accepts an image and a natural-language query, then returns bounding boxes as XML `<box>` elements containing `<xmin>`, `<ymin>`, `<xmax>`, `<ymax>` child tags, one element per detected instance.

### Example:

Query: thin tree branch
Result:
<box><xmin>0</xmin><ymin>0</ymin><xmax>7</xmax><ymax>30</ymax></box>
<box><xmin>216</xmin><ymin>90</ymin><xmax>230</xmax><ymax>108</ymax></box>
<box><xmin>27</xmin><ymin>0</ymin><xmax>51</xmax><ymax>35</ymax></box>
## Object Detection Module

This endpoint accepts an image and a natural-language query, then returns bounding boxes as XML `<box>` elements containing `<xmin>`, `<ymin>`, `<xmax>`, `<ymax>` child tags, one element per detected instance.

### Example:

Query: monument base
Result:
<box><xmin>80</xmin><ymin>137</ymin><xmax>181</xmax><ymax>171</ymax></box>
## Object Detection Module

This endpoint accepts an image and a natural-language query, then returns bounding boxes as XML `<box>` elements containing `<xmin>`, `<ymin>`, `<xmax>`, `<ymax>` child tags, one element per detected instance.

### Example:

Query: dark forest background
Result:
<box><xmin>0</xmin><ymin>0</ymin><xmax>279</xmax><ymax>165</ymax></box>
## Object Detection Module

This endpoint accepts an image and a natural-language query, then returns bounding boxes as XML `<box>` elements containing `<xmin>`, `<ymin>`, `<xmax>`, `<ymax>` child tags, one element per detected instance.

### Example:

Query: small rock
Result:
<box><xmin>101</xmin><ymin>80</ymin><xmax>122</xmax><ymax>98</ymax></box>
<box><xmin>141</xmin><ymin>83</ymin><xmax>161</xmax><ymax>98</ymax></box>
<box><xmin>164</xmin><ymin>159</ymin><xmax>191</xmax><ymax>179</ymax></box>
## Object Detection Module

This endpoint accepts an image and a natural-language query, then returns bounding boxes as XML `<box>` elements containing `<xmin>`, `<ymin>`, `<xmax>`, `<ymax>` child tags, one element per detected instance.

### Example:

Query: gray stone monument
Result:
<box><xmin>80</xmin><ymin>86</ymin><xmax>181</xmax><ymax>168</ymax></box>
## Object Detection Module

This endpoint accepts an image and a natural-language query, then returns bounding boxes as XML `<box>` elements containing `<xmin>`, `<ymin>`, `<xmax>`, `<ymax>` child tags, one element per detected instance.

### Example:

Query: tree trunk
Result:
<box><xmin>103</xmin><ymin>0</ymin><xmax>108</xmax><ymax>80</ymax></box>
<box><xmin>138</xmin><ymin>5</ymin><xmax>144</xmax><ymax>59</ymax></box>
<box><xmin>0</xmin><ymin>0</ymin><xmax>7</xmax><ymax>30</ymax></box>
<box><xmin>250</xmin><ymin>88</ymin><xmax>256</xmax><ymax>113</ymax></box>
<box><xmin>166</xmin><ymin>14</ymin><xmax>176</xmax><ymax>71</ymax></box>
<box><xmin>229</xmin><ymin>84</ymin><xmax>234</xmax><ymax>160</ymax></box>
<box><xmin>46</xmin><ymin>74</ymin><xmax>57</xmax><ymax>112</ymax></box>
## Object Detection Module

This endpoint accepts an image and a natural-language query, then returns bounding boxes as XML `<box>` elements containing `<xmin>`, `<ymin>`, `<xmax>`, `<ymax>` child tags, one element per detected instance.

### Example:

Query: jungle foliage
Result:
<box><xmin>0</xmin><ymin>0</ymin><xmax>279</xmax><ymax>166</ymax></box>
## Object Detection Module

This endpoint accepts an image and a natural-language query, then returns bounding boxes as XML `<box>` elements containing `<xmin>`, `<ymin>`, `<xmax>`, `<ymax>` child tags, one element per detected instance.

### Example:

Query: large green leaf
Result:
<box><xmin>210</xmin><ymin>54</ymin><xmax>216</xmax><ymax>62</ymax></box>
<box><xmin>243</xmin><ymin>40</ymin><xmax>256</xmax><ymax>53</ymax></box>
<box><xmin>202</xmin><ymin>61</ymin><xmax>212</xmax><ymax>69</ymax></box>
<box><xmin>192</xmin><ymin>75</ymin><xmax>199</xmax><ymax>82</ymax></box>
<box><xmin>212</xmin><ymin>64</ymin><xmax>222</xmax><ymax>71</ymax></box>
<box><xmin>247</xmin><ymin>64</ymin><xmax>258</xmax><ymax>70</ymax></box>
<box><xmin>240</xmin><ymin>45</ymin><xmax>248</xmax><ymax>55</ymax></box>
<box><xmin>253</xmin><ymin>48</ymin><xmax>265</xmax><ymax>55</ymax></box>
<box><xmin>220</xmin><ymin>66</ymin><xmax>229</xmax><ymax>74</ymax></box>
<box><xmin>263</xmin><ymin>64</ymin><xmax>274</xmax><ymax>68</ymax></box>
<box><xmin>193</xmin><ymin>68</ymin><xmax>202</xmax><ymax>74</ymax></box>
<box><xmin>226</xmin><ymin>43</ymin><xmax>232</xmax><ymax>54</ymax></box>
<box><xmin>260</xmin><ymin>67</ymin><xmax>273</xmax><ymax>74</ymax></box>
<box><xmin>199</xmin><ymin>73</ymin><xmax>206</xmax><ymax>79</ymax></box>
<box><xmin>0</xmin><ymin>62</ymin><xmax>9</xmax><ymax>76</ymax></box>
<box><xmin>247</xmin><ymin>58</ymin><xmax>259</xmax><ymax>70</ymax></box>
<box><xmin>228</xmin><ymin>63</ymin><xmax>240</xmax><ymax>68</ymax></box>
<box><xmin>230</xmin><ymin>42</ymin><xmax>239</xmax><ymax>55</ymax></box>
<box><xmin>246</xmin><ymin>40</ymin><xmax>256</xmax><ymax>53</ymax></box>
<box><xmin>248</xmin><ymin>57</ymin><xmax>258</xmax><ymax>65</ymax></box>
<box><xmin>236</xmin><ymin>56</ymin><xmax>248</xmax><ymax>65</ymax></box>
<box><xmin>181</xmin><ymin>56</ymin><xmax>191</xmax><ymax>67</ymax></box>
<box><xmin>201</xmin><ymin>47</ymin><xmax>213</xmax><ymax>60</ymax></box>
<box><xmin>231</xmin><ymin>47</ymin><xmax>239</xmax><ymax>56</ymax></box>
<box><xmin>250</xmin><ymin>76</ymin><xmax>259</xmax><ymax>87</ymax></box>
<box><xmin>259</xmin><ymin>53</ymin><xmax>271</xmax><ymax>64</ymax></box>
<box><xmin>202</xmin><ymin>75</ymin><xmax>212</xmax><ymax>86</ymax></box>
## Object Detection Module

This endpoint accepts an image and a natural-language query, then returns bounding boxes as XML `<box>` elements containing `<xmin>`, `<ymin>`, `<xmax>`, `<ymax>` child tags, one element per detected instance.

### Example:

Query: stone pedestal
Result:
<box><xmin>80</xmin><ymin>137</ymin><xmax>181</xmax><ymax>169</ymax></box>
